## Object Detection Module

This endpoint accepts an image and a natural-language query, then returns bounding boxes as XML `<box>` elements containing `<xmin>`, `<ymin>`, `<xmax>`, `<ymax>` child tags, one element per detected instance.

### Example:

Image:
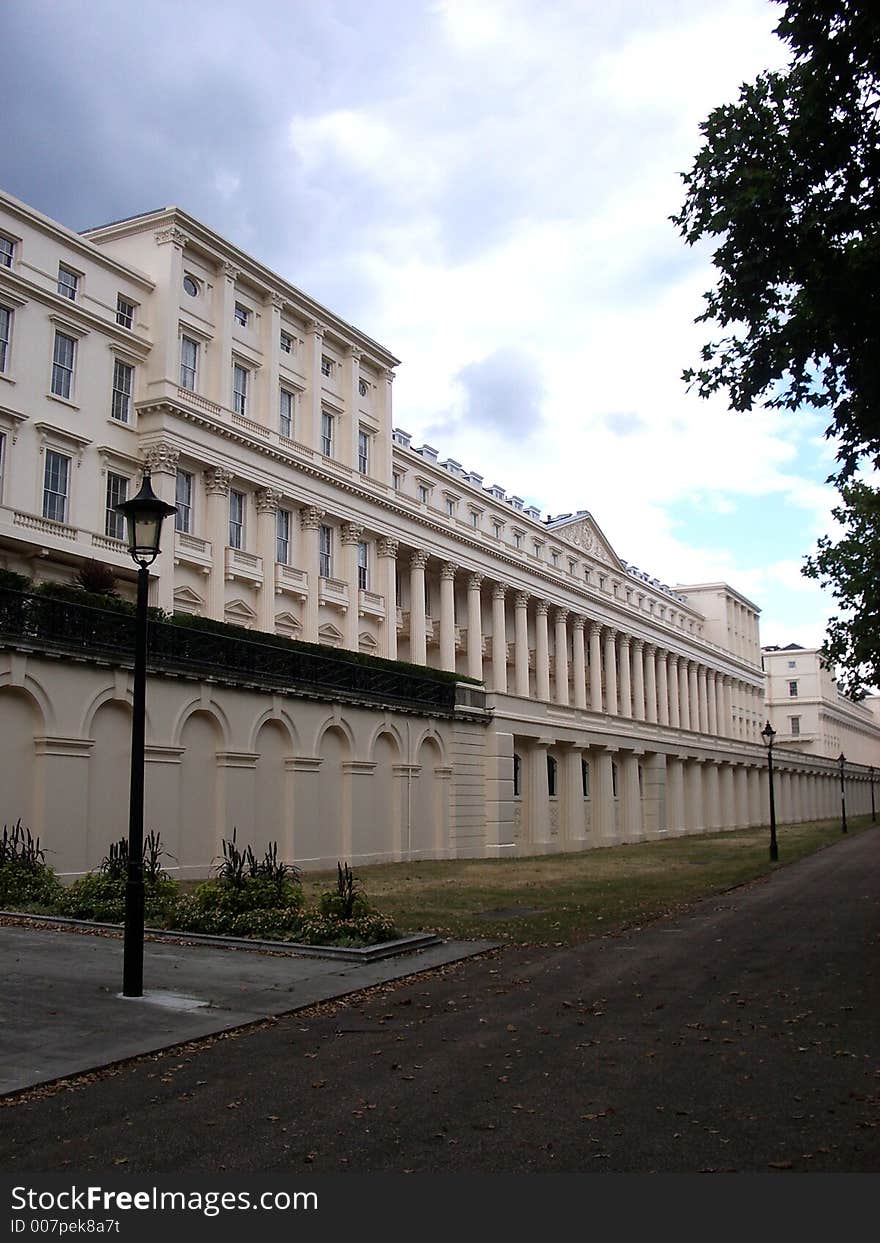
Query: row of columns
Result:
<box><xmin>513</xmin><ymin>745</ymin><xmax>862</xmax><ymax>848</ymax></box>
<box><xmin>142</xmin><ymin>447</ymin><xmax>763</xmax><ymax>744</ymax></box>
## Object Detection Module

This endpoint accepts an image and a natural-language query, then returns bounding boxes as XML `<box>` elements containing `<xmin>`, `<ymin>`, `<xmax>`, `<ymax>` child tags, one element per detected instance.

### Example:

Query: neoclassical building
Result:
<box><xmin>0</xmin><ymin>188</ymin><xmax>871</xmax><ymax>873</ymax></box>
<box><xmin>763</xmin><ymin>644</ymin><xmax>880</xmax><ymax>765</ymax></box>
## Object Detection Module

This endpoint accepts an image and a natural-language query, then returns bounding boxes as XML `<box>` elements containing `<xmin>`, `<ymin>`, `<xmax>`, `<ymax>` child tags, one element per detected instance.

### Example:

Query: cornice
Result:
<box><xmin>137</xmin><ymin>395</ymin><xmax>764</xmax><ymax>683</ymax></box>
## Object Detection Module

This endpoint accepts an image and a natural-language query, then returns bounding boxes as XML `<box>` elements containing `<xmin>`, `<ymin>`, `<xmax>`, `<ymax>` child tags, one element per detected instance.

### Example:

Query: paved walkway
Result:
<box><xmin>0</xmin><ymin>923</ymin><xmax>496</xmax><ymax>1095</ymax></box>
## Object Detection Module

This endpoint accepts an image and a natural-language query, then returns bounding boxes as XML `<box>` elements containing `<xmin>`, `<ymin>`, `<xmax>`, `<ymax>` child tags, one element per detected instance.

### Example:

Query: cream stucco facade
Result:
<box><xmin>0</xmin><ymin>188</ymin><xmax>873</xmax><ymax>875</ymax></box>
<box><xmin>763</xmin><ymin>645</ymin><xmax>880</xmax><ymax>766</ymax></box>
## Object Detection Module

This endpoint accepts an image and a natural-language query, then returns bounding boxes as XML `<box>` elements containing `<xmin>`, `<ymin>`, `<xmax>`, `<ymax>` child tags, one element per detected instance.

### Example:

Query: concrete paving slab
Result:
<box><xmin>0</xmin><ymin>923</ymin><xmax>498</xmax><ymax>1096</ymax></box>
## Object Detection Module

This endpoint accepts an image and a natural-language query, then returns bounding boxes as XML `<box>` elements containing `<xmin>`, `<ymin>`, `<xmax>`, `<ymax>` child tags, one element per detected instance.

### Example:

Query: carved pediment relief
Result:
<box><xmin>173</xmin><ymin>585</ymin><xmax>204</xmax><ymax>614</ymax></box>
<box><xmin>555</xmin><ymin>515</ymin><xmax>622</xmax><ymax>567</ymax></box>
<box><xmin>274</xmin><ymin>611</ymin><xmax>301</xmax><ymax>638</ymax></box>
<box><xmin>317</xmin><ymin>622</ymin><xmax>343</xmax><ymax>648</ymax></box>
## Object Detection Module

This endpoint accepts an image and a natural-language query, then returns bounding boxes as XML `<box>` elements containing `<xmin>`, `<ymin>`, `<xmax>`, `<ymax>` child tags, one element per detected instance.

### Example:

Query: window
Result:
<box><xmin>319</xmin><ymin>524</ymin><xmax>332</xmax><ymax>578</ymax></box>
<box><xmin>51</xmin><ymin>331</ymin><xmax>76</xmax><ymax>399</ymax></box>
<box><xmin>232</xmin><ymin>364</ymin><xmax>249</xmax><ymax>416</ymax></box>
<box><xmin>280</xmin><ymin>330</ymin><xmax>293</xmax><ymax>355</ymax></box>
<box><xmin>229</xmin><ymin>489</ymin><xmax>245</xmax><ymax>549</ymax></box>
<box><xmin>321</xmin><ymin>355</ymin><xmax>333</xmax><ymax>378</ymax></box>
<box><xmin>358</xmin><ymin>378</ymin><xmax>369</xmax><ymax>398</ymax></box>
<box><xmin>105</xmin><ymin>472</ymin><xmax>128</xmax><ymax>540</ymax></box>
<box><xmin>514</xmin><ymin>532</ymin><xmax>522</xmax><ymax>549</ymax></box>
<box><xmin>513</xmin><ymin>754</ymin><xmax>521</xmax><ymax>797</ymax></box>
<box><xmin>392</xmin><ymin>471</ymin><xmax>402</xmax><ymax>490</ymax></box>
<box><xmin>493</xmin><ymin>521</ymin><xmax>502</xmax><ymax>539</ymax></box>
<box><xmin>471</xmin><ymin>511</ymin><xmax>479</xmax><ymax>529</ymax></box>
<box><xmin>175</xmin><ymin>469</ymin><xmax>193</xmax><ymax>533</ymax></box>
<box><xmin>547</xmin><ymin>755</ymin><xmax>558</xmax><ymax>797</ymax></box>
<box><xmin>276</xmin><ymin>508</ymin><xmax>290</xmax><ymax>565</ymax></box>
<box><xmin>569</xmin><ymin>559</ymin><xmax>577</xmax><ymax>575</ymax></box>
<box><xmin>418</xmin><ymin>484</ymin><xmax>429</xmax><ymax>504</ymax></box>
<box><xmin>179</xmin><ymin>336</ymin><xmax>198</xmax><ymax>390</ymax></box>
<box><xmin>582</xmin><ymin>759</ymin><xmax>590</xmax><ymax>798</ymax></box>
<box><xmin>116</xmin><ymin>295</ymin><xmax>135</xmax><ymax>329</ymax></box>
<box><xmin>321</xmin><ymin>411</ymin><xmax>333</xmax><ymax>457</ymax></box>
<box><xmin>358</xmin><ymin>430</ymin><xmax>370</xmax><ymax>475</ymax></box>
<box><xmin>0</xmin><ymin>431</ymin><xmax>6</xmax><ymax>499</ymax></box>
<box><xmin>790</xmin><ymin>716</ymin><xmax>801</xmax><ymax>736</ymax></box>
<box><xmin>42</xmin><ymin>449</ymin><xmax>70</xmax><ymax>522</ymax></box>
<box><xmin>551</xmin><ymin>550</ymin><xmax>559</xmax><ymax>567</ymax></box>
<box><xmin>788</xmin><ymin>680</ymin><xmax>799</xmax><ymax>697</ymax></box>
<box><xmin>533</xmin><ymin>541</ymin><xmax>541</xmax><ymax>558</ymax></box>
<box><xmin>111</xmin><ymin>359</ymin><xmax>133</xmax><ymax>423</ymax></box>
<box><xmin>0</xmin><ymin>305</ymin><xmax>10</xmax><ymax>373</ymax></box>
<box><xmin>787</xmin><ymin>660</ymin><xmax>797</xmax><ymax>669</ymax></box>
<box><xmin>357</xmin><ymin>541</ymin><xmax>369</xmax><ymax>590</ymax></box>
<box><xmin>0</xmin><ymin>236</ymin><xmax>13</xmax><ymax>268</ymax></box>
<box><xmin>57</xmin><ymin>265</ymin><xmax>78</xmax><ymax>301</ymax></box>
<box><xmin>446</xmin><ymin>498</ymin><xmax>457</xmax><ymax>517</ymax></box>
<box><xmin>279</xmin><ymin>388</ymin><xmax>294</xmax><ymax>438</ymax></box>
<box><xmin>234</xmin><ymin>303</ymin><xmax>249</xmax><ymax>328</ymax></box>
<box><xmin>183</xmin><ymin>274</ymin><xmax>199</xmax><ymax>297</ymax></box>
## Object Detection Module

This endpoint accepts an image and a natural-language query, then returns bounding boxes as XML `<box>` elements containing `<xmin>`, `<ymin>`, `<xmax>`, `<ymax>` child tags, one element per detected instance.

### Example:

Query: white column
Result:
<box><xmin>722</xmin><ymin>676</ymin><xmax>733</xmax><ymax>738</ymax></box>
<box><xmin>714</xmin><ymin>674</ymin><xmax>725</xmax><ymax>738</ymax></box>
<box><xmin>492</xmin><ymin>584</ymin><xmax>507</xmax><ymax>693</ymax></box>
<box><xmin>467</xmin><ymin>573</ymin><xmax>484</xmax><ymax>682</ymax></box>
<box><xmin>409</xmin><ymin>551</ymin><xmax>428</xmax><ymax>666</ymax></box>
<box><xmin>686</xmin><ymin>666</ymin><xmax>701</xmax><ymax>730</ymax></box>
<box><xmin>264</xmin><ymin>292</ymin><xmax>283</xmax><ymax>428</ymax></box>
<box><xmin>619</xmin><ymin>752</ymin><xmax>643</xmax><ymax>841</ymax></box>
<box><xmin>656</xmin><ymin>648</ymin><xmax>669</xmax><ymax>727</ymax></box>
<box><xmin>603</xmin><ymin>627</ymin><xmax>618</xmax><ymax>716</ymax></box>
<box><xmin>528</xmin><ymin>743</ymin><xmax>551</xmax><ymax>846</ymax></box>
<box><xmin>678</xmin><ymin>658</ymin><xmax>690</xmax><ymax>730</ymax></box>
<box><xmin>618</xmin><ymin>635</ymin><xmax>632</xmax><ymax>719</ymax></box>
<box><xmin>377</xmin><ymin>538</ymin><xmax>398</xmax><ymax>660</ymax></box>
<box><xmin>707</xmin><ymin>671</ymin><xmax>718</xmax><ymax>736</ymax></box>
<box><xmin>697</xmin><ymin>666</ymin><xmax>709</xmax><ymax>734</ymax></box>
<box><xmin>215</xmin><ymin>261</ymin><xmax>238</xmax><ymax>409</ymax></box>
<box><xmin>666</xmin><ymin>757</ymin><xmax>685</xmax><ymax>833</ymax></box>
<box><xmin>345</xmin><ymin>348</ymin><xmax>361</xmax><ymax>470</ymax></box>
<box><xmin>644</xmin><ymin>644</ymin><xmax>658</xmax><ymax>724</ymax></box>
<box><xmin>632</xmin><ymin>639</ymin><xmax>646</xmax><ymax>722</ymax></box>
<box><xmin>554</xmin><ymin>608</ymin><xmax>569</xmax><ymax>706</ymax></box>
<box><xmin>204</xmin><ymin>465</ymin><xmax>233</xmax><ymax>621</ymax></box>
<box><xmin>307</xmin><ymin>319</ymin><xmax>326</xmax><ymax>452</ymax></box>
<box><xmin>299</xmin><ymin>505</ymin><xmax>324</xmax><ymax>643</ymax></box>
<box><xmin>571</xmin><ymin>617</ymin><xmax>587</xmax><ymax>710</ymax></box>
<box><xmin>668</xmin><ymin>655</ymin><xmax>680</xmax><ymax>728</ymax></box>
<box><xmin>141</xmin><ymin>444</ymin><xmax>179</xmax><ymax>614</ymax></box>
<box><xmin>439</xmin><ymin>562</ymin><xmax>457</xmax><ymax>673</ymax></box>
<box><xmin>340</xmin><ymin>522</ymin><xmax>363</xmax><ymax>651</ymax></box>
<box><xmin>562</xmin><ymin>746</ymin><xmax>586</xmax><ymax>845</ymax></box>
<box><xmin>514</xmin><ymin>592</ymin><xmax>530</xmax><ymax>697</ymax></box>
<box><xmin>379</xmin><ymin>368</ymin><xmax>395</xmax><ymax>486</ymax></box>
<box><xmin>705</xmin><ymin>762</ymin><xmax>722</xmax><ymax>829</ymax></box>
<box><xmin>535</xmin><ymin>602</ymin><xmax>550</xmax><ymax>701</ymax></box>
<box><xmin>255</xmin><ymin>487</ymin><xmax>281</xmax><ymax>633</ymax></box>
<box><xmin>589</xmin><ymin>621</ymin><xmax>603</xmax><ymax>713</ymax></box>
<box><xmin>594</xmin><ymin>749</ymin><xmax>616</xmax><ymax>842</ymax></box>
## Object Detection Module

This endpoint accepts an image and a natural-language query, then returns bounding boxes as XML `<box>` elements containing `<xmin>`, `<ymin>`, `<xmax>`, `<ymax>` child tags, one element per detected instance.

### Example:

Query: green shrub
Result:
<box><xmin>318</xmin><ymin>861</ymin><xmax>373</xmax><ymax>920</ymax></box>
<box><xmin>296</xmin><ymin>911</ymin><xmax>397</xmax><ymax>947</ymax></box>
<box><xmin>162</xmin><ymin>895</ymin><xmax>303</xmax><ymax>938</ymax></box>
<box><xmin>0</xmin><ymin>820</ymin><xmax>64</xmax><ymax>909</ymax></box>
<box><xmin>58</xmin><ymin>870</ymin><xmax>179</xmax><ymax>923</ymax></box>
<box><xmin>0</xmin><ymin>568</ymin><xmax>32</xmax><ymax>592</ymax></box>
<box><xmin>183</xmin><ymin>874</ymin><xmax>304</xmax><ymax>918</ymax></box>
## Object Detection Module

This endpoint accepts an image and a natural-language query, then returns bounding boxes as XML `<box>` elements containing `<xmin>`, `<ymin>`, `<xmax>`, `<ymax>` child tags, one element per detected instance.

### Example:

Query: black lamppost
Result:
<box><xmin>870</xmin><ymin>766</ymin><xmax>876</xmax><ymax>824</ymax></box>
<box><xmin>838</xmin><ymin>752</ymin><xmax>848</xmax><ymax>836</ymax></box>
<box><xmin>115</xmin><ymin>473</ymin><xmax>176</xmax><ymax>997</ymax></box>
<box><xmin>761</xmin><ymin>720</ymin><xmax>778</xmax><ymax>862</ymax></box>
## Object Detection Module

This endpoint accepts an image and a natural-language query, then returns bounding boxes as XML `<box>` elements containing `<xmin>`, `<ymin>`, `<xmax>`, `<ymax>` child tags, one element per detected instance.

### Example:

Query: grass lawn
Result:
<box><xmin>300</xmin><ymin>816</ymin><xmax>875</xmax><ymax>946</ymax></box>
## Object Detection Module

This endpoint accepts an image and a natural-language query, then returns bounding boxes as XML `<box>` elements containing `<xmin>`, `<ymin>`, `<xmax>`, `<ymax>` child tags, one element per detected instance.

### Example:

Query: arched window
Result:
<box><xmin>582</xmin><ymin>758</ymin><xmax>590</xmax><ymax>798</ymax></box>
<box><xmin>547</xmin><ymin>754</ymin><xmax>558</xmax><ymax>797</ymax></box>
<box><xmin>513</xmin><ymin>753</ymin><xmax>522</xmax><ymax>797</ymax></box>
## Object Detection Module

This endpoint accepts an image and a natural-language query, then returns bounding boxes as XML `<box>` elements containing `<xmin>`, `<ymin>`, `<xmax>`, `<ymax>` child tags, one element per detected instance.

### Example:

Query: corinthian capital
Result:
<box><xmin>341</xmin><ymin>522</ymin><xmax>364</xmax><ymax>546</ymax></box>
<box><xmin>204</xmin><ymin>466</ymin><xmax>234</xmax><ymax>496</ymax></box>
<box><xmin>376</xmin><ymin>537</ymin><xmax>399</xmax><ymax>559</ymax></box>
<box><xmin>255</xmin><ymin>488</ymin><xmax>282</xmax><ymax>514</ymax></box>
<box><xmin>300</xmin><ymin>505</ymin><xmax>325</xmax><ymax>531</ymax></box>
<box><xmin>142</xmin><ymin>443</ymin><xmax>179</xmax><ymax>476</ymax></box>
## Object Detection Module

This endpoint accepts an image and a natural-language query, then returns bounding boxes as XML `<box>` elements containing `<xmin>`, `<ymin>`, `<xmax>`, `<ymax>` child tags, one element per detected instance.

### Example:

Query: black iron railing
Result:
<box><xmin>0</xmin><ymin>586</ymin><xmax>483</xmax><ymax>719</ymax></box>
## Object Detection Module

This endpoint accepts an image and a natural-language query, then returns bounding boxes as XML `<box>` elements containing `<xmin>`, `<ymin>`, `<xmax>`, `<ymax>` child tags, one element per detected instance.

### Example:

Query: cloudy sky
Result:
<box><xmin>2</xmin><ymin>0</ymin><xmax>840</xmax><ymax>649</ymax></box>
